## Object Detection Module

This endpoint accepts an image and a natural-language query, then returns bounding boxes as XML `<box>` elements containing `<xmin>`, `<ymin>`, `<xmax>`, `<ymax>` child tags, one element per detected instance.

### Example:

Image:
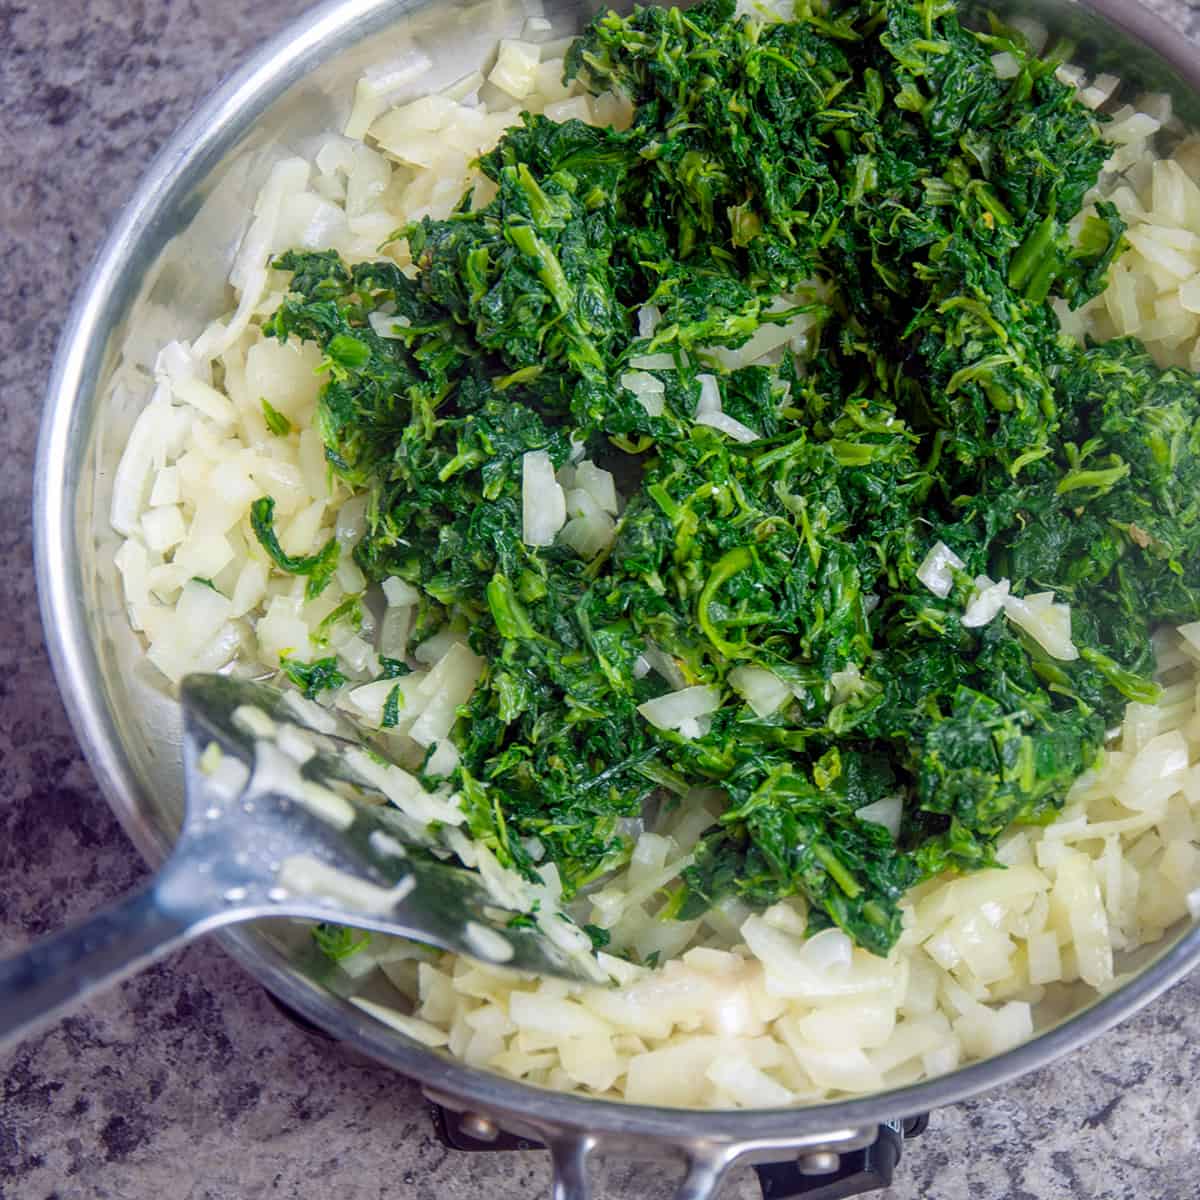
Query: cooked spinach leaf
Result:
<box><xmin>312</xmin><ymin>922</ymin><xmax>370</xmax><ymax>961</ymax></box>
<box><xmin>280</xmin><ymin>654</ymin><xmax>347</xmax><ymax>700</ymax></box>
<box><xmin>261</xmin><ymin>397</ymin><xmax>293</xmax><ymax>436</ymax></box>
<box><xmin>250</xmin><ymin>496</ymin><xmax>340</xmax><ymax>600</ymax></box>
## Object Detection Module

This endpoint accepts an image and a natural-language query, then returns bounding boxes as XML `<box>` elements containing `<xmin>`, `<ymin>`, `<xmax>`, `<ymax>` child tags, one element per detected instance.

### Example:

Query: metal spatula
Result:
<box><xmin>0</xmin><ymin>673</ymin><xmax>593</xmax><ymax>1050</ymax></box>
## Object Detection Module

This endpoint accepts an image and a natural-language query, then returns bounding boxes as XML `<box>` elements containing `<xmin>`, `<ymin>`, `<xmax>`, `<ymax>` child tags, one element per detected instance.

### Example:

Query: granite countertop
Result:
<box><xmin>2</xmin><ymin>2</ymin><xmax>1200</xmax><ymax>1197</ymax></box>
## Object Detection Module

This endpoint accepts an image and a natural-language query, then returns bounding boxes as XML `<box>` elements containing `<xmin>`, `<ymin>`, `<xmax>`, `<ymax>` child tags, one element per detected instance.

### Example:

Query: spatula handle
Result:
<box><xmin>0</xmin><ymin>884</ymin><xmax>195</xmax><ymax>1048</ymax></box>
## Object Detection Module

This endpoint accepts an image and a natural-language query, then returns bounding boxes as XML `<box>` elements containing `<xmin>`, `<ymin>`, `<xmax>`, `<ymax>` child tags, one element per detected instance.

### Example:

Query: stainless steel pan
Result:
<box><xmin>34</xmin><ymin>1</ymin><xmax>1200</xmax><ymax>1197</ymax></box>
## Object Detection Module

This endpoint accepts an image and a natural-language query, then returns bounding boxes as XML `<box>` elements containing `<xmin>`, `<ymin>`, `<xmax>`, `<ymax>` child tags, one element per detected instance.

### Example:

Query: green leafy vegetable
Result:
<box><xmin>584</xmin><ymin>923</ymin><xmax>613</xmax><ymax>950</ymax></box>
<box><xmin>316</xmin><ymin>594</ymin><xmax>364</xmax><ymax>641</ymax></box>
<box><xmin>382</xmin><ymin>684</ymin><xmax>403</xmax><ymax>729</ymax></box>
<box><xmin>312</xmin><ymin>922</ymin><xmax>369</xmax><ymax>962</ymax></box>
<box><xmin>261</xmin><ymin>398</ymin><xmax>293</xmax><ymax>436</ymax></box>
<box><xmin>280</xmin><ymin>654</ymin><xmax>347</xmax><ymax>699</ymax></box>
<box><xmin>261</xmin><ymin>0</ymin><xmax>1200</xmax><ymax>956</ymax></box>
<box><xmin>250</xmin><ymin>496</ymin><xmax>340</xmax><ymax>600</ymax></box>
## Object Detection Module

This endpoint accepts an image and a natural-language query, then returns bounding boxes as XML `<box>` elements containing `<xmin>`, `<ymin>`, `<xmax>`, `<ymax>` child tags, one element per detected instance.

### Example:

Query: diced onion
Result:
<box><xmin>149</xmin><ymin>465</ymin><xmax>180</xmax><ymax>508</ymax></box>
<box><xmin>708</xmin><ymin>304</ymin><xmax>818</xmax><ymax>369</ymax></box>
<box><xmin>916</xmin><ymin>541</ymin><xmax>964</xmax><ymax>599</ymax></box>
<box><xmin>559</xmin><ymin>510</ymin><xmax>615</xmax><ymax>559</ymax></box>
<box><xmin>728</xmin><ymin>666</ymin><xmax>791</xmax><ymax>717</ymax></box>
<box><xmin>1009</xmin><ymin>15</ymin><xmax>1048</xmax><ymax>52</ymax></box>
<box><xmin>544</xmin><ymin>96</ymin><xmax>592</xmax><ymax>124</ymax></box>
<box><xmin>696</xmin><ymin>373</ymin><xmax>721</xmax><ymax>416</ymax></box>
<box><xmin>343</xmin><ymin>50</ymin><xmax>434</xmax><ymax>141</ymax></box>
<box><xmin>637</xmin><ymin>304</ymin><xmax>662</xmax><ymax>338</ymax></box>
<box><xmin>343</xmin><ymin>672</ymin><xmax>428</xmax><ymax>729</ymax></box>
<box><xmin>855</xmin><ymin>795</ymin><xmax>903</xmax><ymax>839</ymax></box>
<box><xmin>629</xmin><ymin>353</ymin><xmax>677</xmax><ymax>370</ymax></box>
<box><xmin>408</xmin><ymin>642</ymin><xmax>485</xmax><ymax>748</ymax></box>
<box><xmin>1117</xmin><ymin>731</ymin><xmax>1190</xmax><ymax>812</ymax></box>
<box><xmin>141</xmin><ymin>506</ymin><xmax>186</xmax><ymax>553</ymax></box>
<box><xmin>521</xmin><ymin>450</ymin><xmax>567</xmax><ymax>546</ymax></box>
<box><xmin>830</xmin><ymin>664</ymin><xmax>863</xmax><ymax>704</ymax></box>
<box><xmin>962</xmin><ymin>576</ymin><xmax>1011</xmax><ymax>628</ymax></box>
<box><xmin>383</xmin><ymin>575</ymin><xmax>420</xmax><ymax>607</ymax></box>
<box><xmin>351</xmin><ymin>997</ymin><xmax>450</xmax><ymax>1046</ymax></box>
<box><xmin>1003</xmin><ymin>593</ymin><xmax>1078</xmax><ymax>661</ymax></box>
<box><xmin>1051</xmin><ymin>853</ymin><xmax>1113</xmax><ymax>989</ymax></box>
<box><xmin>621</xmin><ymin>371</ymin><xmax>666</xmax><ymax>418</ymax></box>
<box><xmin>991</xmin><ymin>52</ymin><xmax>1021</xmax><ymax>80</ymax></box>
<box><xmin>573</xmin><ymin>460</ymin><xmax>619</xmax><ymax>514</ymax></box>
<box><xmin>638</xmin><ymin>686</ymin><xmax>722</xmax><ymax>731</ymax></box>
<box><xmin>642</xmin><ymin>643</ymin><xmax>687</xmax><ymax>689</ymax></box>
<box><xmin>488</xmin><ymin>39</ymin><xmax>541</xmax><ymax>99</ymax></box>
<box><xmin>706</xmin><ymin>1056</ymin><xmax>794</xmax><ymax>1107</ymax></box>
<box><xmin>954</xmin><ymin>1001</ymin><xmax>1033</xmax><ymax>1060</ymax></box>
<box><xmin>369</xmin><ymin>310</ymin><xmax>412</xmax><ymax>339</ymax></box>
<box><xmin>110</xmin><ymin>394</ymin><xmax>191</xmax><ymax>537</ymax></box>
<box><xmin>193</xmin><ymin>158</ymin><xmax>311</xmax><ymax>360</ymax></box>
<box><xmin>696</xmin><ymin>410</ymin><xmax>759</xmax><ymax>443</ymax></box>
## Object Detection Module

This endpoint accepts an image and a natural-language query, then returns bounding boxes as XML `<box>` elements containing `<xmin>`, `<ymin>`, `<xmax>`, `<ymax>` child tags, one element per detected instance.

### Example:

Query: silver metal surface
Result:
<box><xmin>796</xmin><ymin>1151</ymin><xmax>842</xmax><ymax>1177</ymax></box>
<box><xmin>32</xmin><ymin>0</ymin><xmax>1200</xmax><ymax>1197</ymax></box>
<box><xmin>550</xmin><ymin>1135</ymin><xmax>599</xmax><ymax>1200</ymax></box>
<box><xmin>0</xmin><ymin>673</ymin><xmax>587</xmax><ymax>1048</ymax></box>
<box><xmin>459</xmin><ymin>1113</ymin><xmax>501</xmax><ymax>1142</ymax></box>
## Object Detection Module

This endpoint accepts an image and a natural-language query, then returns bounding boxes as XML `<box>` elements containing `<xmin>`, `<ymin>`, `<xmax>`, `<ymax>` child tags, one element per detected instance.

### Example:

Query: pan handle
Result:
<box><xmin>548</xmin><ymin>1136</ymin><xmax>596</xmax><ymax>1200</ymax></box>
<box><xmin>548</xmin><ymin>1136</ymin><xmax>736</xmax><ymax>1200</ymax></box>
<box><xmin>544</xmin><ymin>1131</ymin><xmax>874</xmax><ymax>1200</ymax></box>
<box><xmin>671</xmin><ymin>1150</ymin><xmax>738</xmax><ymax>1200</ymax></box>
<box><xmin>423</xmin><ymin>1092</ymin><xmax>883</xmax><ymax>1200</ymax></box>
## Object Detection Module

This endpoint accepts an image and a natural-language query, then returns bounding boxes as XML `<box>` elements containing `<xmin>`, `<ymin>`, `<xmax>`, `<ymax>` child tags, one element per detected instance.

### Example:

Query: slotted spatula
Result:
<box><xmin>0</xmin><ymin>673</ymin><xmax>593</xmax><ymax>1049</ymax></box>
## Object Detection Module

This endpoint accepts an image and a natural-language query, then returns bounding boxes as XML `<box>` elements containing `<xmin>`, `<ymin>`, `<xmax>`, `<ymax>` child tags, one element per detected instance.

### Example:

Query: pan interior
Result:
<box><xmin>36</xmin><ymin>0</ymin><xmax>1200</xmax><ymax>1137</ymax></box>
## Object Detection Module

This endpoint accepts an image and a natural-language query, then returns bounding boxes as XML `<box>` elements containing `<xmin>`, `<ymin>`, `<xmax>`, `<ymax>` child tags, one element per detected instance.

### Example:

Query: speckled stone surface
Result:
<box><xmin>2</xmin><ymin>2</ymin><xmax>1199</xmax><ymax>1197</ymax></box>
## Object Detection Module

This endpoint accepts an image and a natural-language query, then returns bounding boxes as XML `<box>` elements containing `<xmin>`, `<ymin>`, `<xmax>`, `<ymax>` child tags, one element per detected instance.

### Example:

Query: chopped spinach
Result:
<box><xmin>261</xmin><ymin>397</ymin><xmax>293</xmax><ymax>436</ymax></box>
<box><xmin>312</xmin><ymin>922</ymin><xmax>370</xmax><ymax>961</ymax></box>
<box><xmin>584</xmin><ymin>923</ymin><xmax>613</xmax><ymax>950</ymax></box>
<box><xmin>280</xmin><ymin>654</ymin><xmax>347</xmax><ymax>700</ymax></box>
<box><xmin>316</xmin><ymin>594</ymin><xmax>364</xmax><ymax>642</ymax></box>
<box><xmin>250</xmin><ymin>496</ymin><xmax>340</xmax><ymax>600</ymax></box>
<box><xmin>381</xmin><ymin>683</ymin><xmax>403</xmax><ymax>729</ymax></box>
<box><xmin>261</xmin><ymin>0</ymin><xmax>1200</xmax><ymax>955</ymax></box>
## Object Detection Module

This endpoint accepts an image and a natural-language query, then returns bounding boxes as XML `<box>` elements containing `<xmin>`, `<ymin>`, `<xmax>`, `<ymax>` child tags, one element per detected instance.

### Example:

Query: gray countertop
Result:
<box><xmin>2</xmin><ymin>2</ymin><xmax>1199</xmax><ymax>1198</ymax></box>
